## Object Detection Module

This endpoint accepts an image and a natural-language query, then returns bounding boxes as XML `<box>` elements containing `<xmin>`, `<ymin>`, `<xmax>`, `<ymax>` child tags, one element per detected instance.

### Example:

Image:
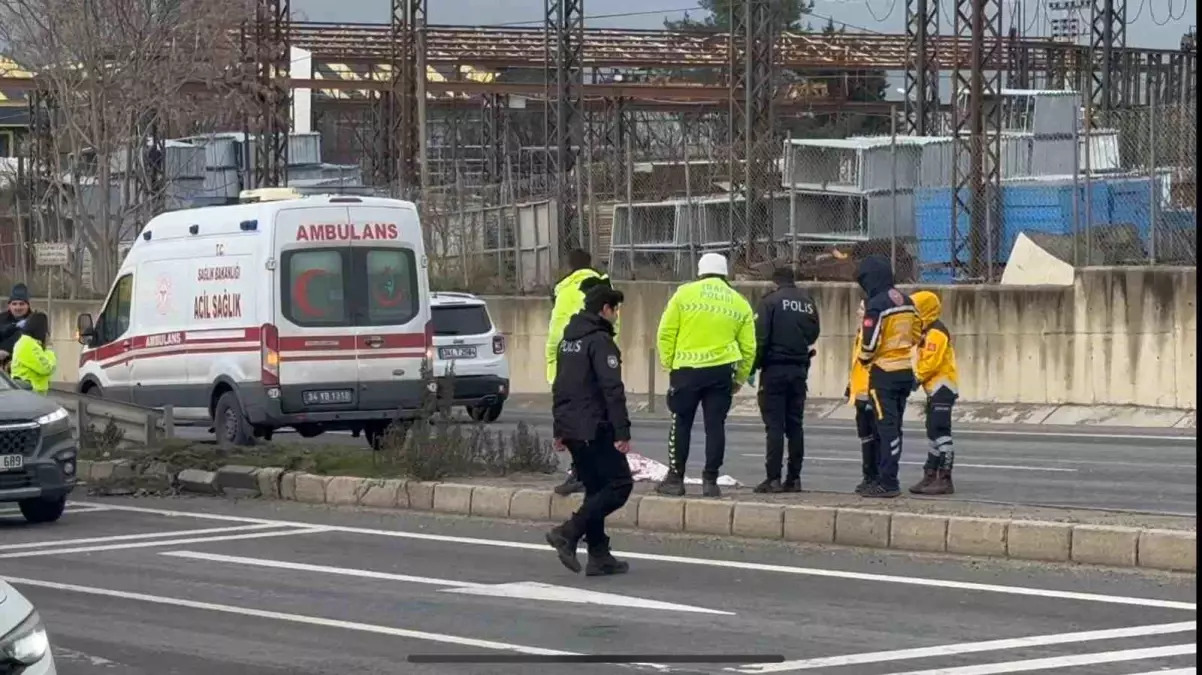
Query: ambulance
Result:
<box><xmin>75</xmin><ymin>192</ymin><xmax>433</xmax><ymax>448</ymax></box>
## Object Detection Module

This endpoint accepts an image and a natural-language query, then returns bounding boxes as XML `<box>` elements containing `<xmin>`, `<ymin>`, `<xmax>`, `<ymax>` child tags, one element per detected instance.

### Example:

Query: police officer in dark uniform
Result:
<box><xmin>751</xmin><ymin>267</ymin><xmax>820</xmax><ymax>493</ymax></box>
<box><xmin>545</xmin><ymin>286</ymin><xmax>634</xmax><ymax>576</ymax></box>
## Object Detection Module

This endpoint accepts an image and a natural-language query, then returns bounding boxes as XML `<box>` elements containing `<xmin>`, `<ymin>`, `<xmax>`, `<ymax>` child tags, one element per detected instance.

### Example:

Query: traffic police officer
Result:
<box><xmin>855</xmin><ymin>256</ymin><xmax>922</xmax><ymax>498</ymax></box>
<box><xmin>655</xmin><ymin>253</ymin><xmax>756</xmax><ymax>498</ymax></box>
<box><xmin>545</xmin><ymin>249</ymin><xmax>618</xmax><ymax>496</ymax></box>
<box><xmin>909</xmin><ymin>290</ymin><xmax>960</xmax><ymax>495</ymax></box>
<box><xmin>546</xmin><ymin>285</ymin><xmax>633</xmax><ymax>576</ymax></box>
<box><xmin>751</xmin><ymin>267</ymin><xmax>820</xmax><ymax>493</ymax></box>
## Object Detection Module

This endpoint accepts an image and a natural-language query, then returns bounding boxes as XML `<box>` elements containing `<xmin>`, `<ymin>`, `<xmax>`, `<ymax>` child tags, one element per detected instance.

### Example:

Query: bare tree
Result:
<box><xmin>0</xmin><ymin>0</ymin><xmax>254</xmax><ymax>295</ymax></box>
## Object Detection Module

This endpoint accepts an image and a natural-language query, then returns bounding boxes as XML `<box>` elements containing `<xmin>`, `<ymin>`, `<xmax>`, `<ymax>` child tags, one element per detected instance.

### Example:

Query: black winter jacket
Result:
<box><xmin>0</xmin><ymin>310</ymin><xmax>23</xmax><ymax>354</ymax></box>
<box><xmin>752</xmin><ymin>283</ymin><xmax>821</xmax><ymax>373</ymax></box>
<box><xmin>551</xmin><ymin>312</ymin><xmax>631</xmax><ymax>443</ymax></box>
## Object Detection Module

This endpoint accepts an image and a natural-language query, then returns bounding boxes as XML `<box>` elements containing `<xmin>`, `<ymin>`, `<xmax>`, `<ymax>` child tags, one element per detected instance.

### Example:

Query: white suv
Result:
<box><xmin>0</xmin><ymin>581</ymin><xmax>56</xmax><ymax>674</ymax></box>
<box><xmin>430</xmin><ymin>293</ymin><xmax>510</xmax><ymax>422</ymax></box>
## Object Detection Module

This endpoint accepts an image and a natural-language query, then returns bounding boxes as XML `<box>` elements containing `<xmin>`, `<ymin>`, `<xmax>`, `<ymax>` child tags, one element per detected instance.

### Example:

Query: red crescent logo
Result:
<box><xmin>294</xmin><ymin>269</ymin><xmax>329</xmax><ymax>318</ymax></box>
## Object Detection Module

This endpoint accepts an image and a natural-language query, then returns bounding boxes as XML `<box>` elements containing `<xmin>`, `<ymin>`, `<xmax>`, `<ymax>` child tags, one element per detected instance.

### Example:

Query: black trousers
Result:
<box><xmin>667</xmin><ymin>364</ymin><xmax>735</xmax><ymax>481</ymax></box>
<box><xmin>562</xmin><ymin>426</ymin><xmax>634</xmax><ymax>553</ymax></box>
<box><xmin>923</xmin><ymin>387</ymin><xmax>957</xmax><ymax>471</ymax></box>
<box><xmin>757</xmin><ymin>365</ymin><xmax>808</xmax><ymax>482</ymax></box>
<box><xmin>854</xmin><ymin>399</ymin><xmax>880</xmax><ymax>483</ymax></box>
<box><xmin>868</xmin><ymin>368</ymin><xmax>915</xmax><ymax>491</ymax></box>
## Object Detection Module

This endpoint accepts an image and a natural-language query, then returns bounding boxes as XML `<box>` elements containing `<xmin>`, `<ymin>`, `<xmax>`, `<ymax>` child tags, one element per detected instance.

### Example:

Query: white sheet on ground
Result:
<box><xmin>563</xmin><ymin>453</ymin><xmax>742</xmax><ymax>488</ymax></box>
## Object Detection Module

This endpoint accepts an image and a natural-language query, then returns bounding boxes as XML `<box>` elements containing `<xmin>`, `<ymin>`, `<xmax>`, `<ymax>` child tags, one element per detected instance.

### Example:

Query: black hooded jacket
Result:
<box><xmin>0</xmin><ymin>311</ymin><xmax>24</xmax><ymax>354</ymax></box>
<box><xmin>551</xmin><ymin>311</ymin><xmax>631</xmax><ymax>443</ymax></box>
<box><xmin>856</xmin><ymin>256</ymin><xmax>921</xmax><ymax>373</ymax></box>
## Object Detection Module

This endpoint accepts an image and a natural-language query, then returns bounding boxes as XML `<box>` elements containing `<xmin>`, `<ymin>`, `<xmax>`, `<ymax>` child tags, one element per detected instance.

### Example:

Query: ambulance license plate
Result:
<box><xmin>0</xmin><ymin>454</ymin><xmax>24</xmax><ymax>472</ymax></box>
<box><xmin>439</xmin><ymin>346</ymin><xmax>477</xmax><ymax>359</ymax></box>
<box><xmin>302</xmin><ymin>389</ymin><xmax>354</xmax><ymax>406</ymax></box>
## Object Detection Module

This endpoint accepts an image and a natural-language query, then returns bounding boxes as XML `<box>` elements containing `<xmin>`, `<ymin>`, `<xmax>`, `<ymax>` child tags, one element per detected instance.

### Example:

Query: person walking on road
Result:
<box><xmin>655</xmin><ymin>253</ymin><xmax>756</xmax><ymax>498</ymax></box>
<box><xmin>545</xmin><ymin>249</ymin><xmax>618</xmax><ymax>497</ymax></box>
<box><xmin>845</xmin><ymin>299</ymin><xmax>881</xmax><ymax>494</ymax></box>
<box><xmin>546</xmin><ymin>285</ymin><xmax>634</xmax><ymax>577</ymax></box>
<box><xmin>751</xmin><ymin>267</ymin><xmax>820</xmax><ymax>493</ymax></box>
<box><xmin>855</xmin><ymin>256</ymin><xmax>922</xmax><ymax>498</ymax></box>
<box><xmin>908</xmin><ymin>290</ymin><xmax>960</xmax><ymax>495</ymax></box>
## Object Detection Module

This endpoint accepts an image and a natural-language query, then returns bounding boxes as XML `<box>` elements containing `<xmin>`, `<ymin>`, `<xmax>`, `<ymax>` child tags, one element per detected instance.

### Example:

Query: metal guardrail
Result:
<box><xmin>47</xmin><ymin>389</ymin><xmax>176</xmax><ymax>449</ymax></box>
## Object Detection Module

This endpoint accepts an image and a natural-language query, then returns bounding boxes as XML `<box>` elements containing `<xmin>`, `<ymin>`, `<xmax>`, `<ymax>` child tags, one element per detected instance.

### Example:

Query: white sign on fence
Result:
<box><xmin>34</xmin><ymin>243</ymin><xmax>70</xmax><ymax>267</ymax></box>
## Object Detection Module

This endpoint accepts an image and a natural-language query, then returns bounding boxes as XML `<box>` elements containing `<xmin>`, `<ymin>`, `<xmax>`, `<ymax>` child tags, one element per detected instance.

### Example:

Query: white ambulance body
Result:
<box><xmin>75</xmin><ymin>194</ymin><xmax>432</xmax><ymax>446</ymax></box>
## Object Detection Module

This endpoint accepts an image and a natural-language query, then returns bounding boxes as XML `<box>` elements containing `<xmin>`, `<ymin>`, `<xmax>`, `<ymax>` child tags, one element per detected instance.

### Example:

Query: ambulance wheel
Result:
<box><xmin>468</xmin><ymin>403</ymin><xmax>503</xmax><ymax>424</ymax></box>
<box><xmin>214</xmin><ymin>392</ymin><xmax>256</xmax><ymax>447</ymax></box>
<box><xmin>294</xmin><ymin>424</ymin><xmax>324</xmax><ymax>439</ymax></box>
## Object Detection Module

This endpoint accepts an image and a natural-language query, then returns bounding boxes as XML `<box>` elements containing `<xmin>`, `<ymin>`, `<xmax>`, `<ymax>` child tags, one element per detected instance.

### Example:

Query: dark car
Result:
<box><xmin>0</xmin><ymin>373</ymin><xmax>78</xmax><ymax>524</ymax></box>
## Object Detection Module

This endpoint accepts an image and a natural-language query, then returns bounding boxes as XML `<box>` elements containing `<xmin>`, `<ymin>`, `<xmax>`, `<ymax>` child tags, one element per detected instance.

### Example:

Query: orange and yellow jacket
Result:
<box><xmin>911</xmin><ymin>291</ymin><xmax>959</xmax><ymax>395</ymax></box>
<box><xmin>847</xmin><ymin>329</ymin><xmax>871</xmax><ymax>404</ymax></box>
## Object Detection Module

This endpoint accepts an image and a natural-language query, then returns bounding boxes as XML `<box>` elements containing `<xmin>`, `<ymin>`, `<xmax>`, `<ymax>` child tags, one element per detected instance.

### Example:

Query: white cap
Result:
<box><xmin>697</xmin><ymin>253</ymin><xmax>728</xmax><ymax>278</ymax></box>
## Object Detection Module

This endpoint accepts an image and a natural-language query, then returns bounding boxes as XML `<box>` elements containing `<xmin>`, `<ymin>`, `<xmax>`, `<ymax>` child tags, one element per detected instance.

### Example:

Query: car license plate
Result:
<box><xmin>439</xmin><ymin>346</ymin><xmax>477</xmax><ymax>359</ymax></box>
<box><xmin>302</xmin><ymin>389</ymin><xmax>354</xmax><ymax>406</ymax></box>
<box><xmin>0</xmin><ymin>454</ymin><xmax>23</xmax><ymax>472</ymax></box>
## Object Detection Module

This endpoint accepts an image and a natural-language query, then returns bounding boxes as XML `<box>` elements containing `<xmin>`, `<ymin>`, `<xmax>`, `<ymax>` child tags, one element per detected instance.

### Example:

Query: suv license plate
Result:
<box><xmin>439</xmin><ymin>346</ymin><xmax>477</xmax><ymax>359</ymax></box>
<box><xmin>302</xmin><ymin>389</ymin><xmax>354</xmax><ymax>406</ymax></box>
<box><xmin>1</xmin><ymin>454</ymin><xmax>23</xmax><ymax>472</ymax></box>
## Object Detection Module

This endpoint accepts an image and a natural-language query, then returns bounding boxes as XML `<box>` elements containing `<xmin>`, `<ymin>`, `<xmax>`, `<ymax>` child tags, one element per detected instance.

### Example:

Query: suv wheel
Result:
<box><xmin>468</xmin><ymin>403</ymin><xmax>503</xmax><ymax>424</ymax></box>
<box><xmin>19</xmin><ymin>495</ymin><xmax>67</xmax><ymax>524</ymax></box>
<box><xmin>214</xmin><ymin>392</ymin><xmax>256</xmax><ymax>447</ymax></box>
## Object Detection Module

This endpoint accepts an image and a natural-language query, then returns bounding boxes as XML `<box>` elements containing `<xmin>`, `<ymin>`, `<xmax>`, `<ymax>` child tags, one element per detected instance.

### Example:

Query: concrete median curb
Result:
<box><xmin>77</xmin><ymin>460</ymin><xmax>1195</xmax><ymax>573</ymax></box>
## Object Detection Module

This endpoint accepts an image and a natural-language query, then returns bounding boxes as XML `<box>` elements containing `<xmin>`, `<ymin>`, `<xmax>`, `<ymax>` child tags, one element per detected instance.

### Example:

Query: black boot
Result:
<box><xmin>655</xmin><ymin>471</ymin><xmax>686</xmax><ymax>497</ymax></box>
<box><xmin>701</xmin><ymin>479</ymin><xmax>722</xmax><ymax>498</ymax></box>
<box><xmin>754</xmin><ymin>479</ymin><xmax>784</xmax><ymax>494</ymax></box>
<box><xmin>585</xmin><ymin>537</ymin><xmax>629</xmax><ymax>577</ymax></box>
<box><xmin>544</xmin><ymin>525</ymin><xmax>582</xmax><ymax>573</ymax></box>
<box><xmin>854</xmin><ymin>477</ymin><xmax>875</xmax><ymax>495</ymax></box>
<box><xmin>923</xmin><ymin>469</ymin><xmax>955</xmax><ymax>495</ymax></box>
<box><xmin>782</xmin><ymin>475</ymin><xmax>802</xmax><ymax>493</ymax></box>
<box><xmin>554</xmin><ymin>472</ymin><xmax>585</xmax><ymax>496</ymax></box>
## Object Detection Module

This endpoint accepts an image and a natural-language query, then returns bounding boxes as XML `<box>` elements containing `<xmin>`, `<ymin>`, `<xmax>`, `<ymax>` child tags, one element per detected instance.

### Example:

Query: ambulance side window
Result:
<box><xmin>96</xmin><ymin>274</ymin><xmax>134</xmax><ymax>345</ymax></box>
<box><xmin>281</xmin><ymin>248</ymin><xmax>349</xmax><ymax>327</ymax></box>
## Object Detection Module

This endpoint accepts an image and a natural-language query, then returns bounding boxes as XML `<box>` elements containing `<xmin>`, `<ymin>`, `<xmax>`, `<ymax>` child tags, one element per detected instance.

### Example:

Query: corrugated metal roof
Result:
<box><xmin>311</xmin><ymin>63</ymin><xmax>497</xmax><ymax>100</ymax></box>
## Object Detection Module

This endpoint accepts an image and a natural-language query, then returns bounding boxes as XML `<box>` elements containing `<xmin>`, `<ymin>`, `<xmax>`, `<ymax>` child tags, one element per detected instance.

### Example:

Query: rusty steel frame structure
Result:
<box><xmin>949</xmin><ymin>0</ymin><xmax>1004</xmax><ymax>282</ymax></box>
<box><xmin>247</xmin><ymin>0</ymin><xmax>291</xmax><ymax>188</ymax></box>
<box><xmin>545</xmin><ymin>0</ymin><xmax>586</xmax><ymax>253</ymax></box>
<box><xmin>904</xmin><ymin>0</ymin><xmax>940</xmax><ymax>135</ymax></box>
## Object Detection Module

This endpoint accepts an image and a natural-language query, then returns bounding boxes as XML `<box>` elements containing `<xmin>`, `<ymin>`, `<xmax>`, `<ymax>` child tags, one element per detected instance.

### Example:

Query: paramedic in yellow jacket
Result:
<box><xmin>546</xmin><ymin>249</ymin><xmax>619</xmax><ymax>496</ymax></box>
<box><xmin>654</xmin><ymin>253</ymin><xmax>756</xmax><ymax>499</ymax></box>
<box><xmin>10</xmin><ymin>312</ymin><xmax>56</xmax><ymax>394</ymax></box>
<box><xmin>909</xmin><ymin>291</ymin><xmax>960</xmax><ymax>495</ymax></box>
<box><xmin>845</xmin><ymin>299</ymin><xmax>881</xmax><ymax>495</ymax></box>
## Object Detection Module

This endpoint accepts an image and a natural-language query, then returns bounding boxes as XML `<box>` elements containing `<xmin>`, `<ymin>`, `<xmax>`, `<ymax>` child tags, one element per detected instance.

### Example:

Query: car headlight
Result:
<box><xmin>36</xmin><ymin>408</ymin><xmax>69</xmax><ymax>427</ymax></box>
<box><xmin>0</xmin><ymin>611</ymin><xmax>49</xmax><ymax>665</ymax></box>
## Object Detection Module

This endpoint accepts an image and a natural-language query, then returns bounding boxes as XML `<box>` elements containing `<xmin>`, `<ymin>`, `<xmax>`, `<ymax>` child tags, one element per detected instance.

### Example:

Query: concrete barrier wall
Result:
<box><xmin>31</xmin><ymin>266</ymin><xmax>1196</xmax><ymax>409</ymax></box>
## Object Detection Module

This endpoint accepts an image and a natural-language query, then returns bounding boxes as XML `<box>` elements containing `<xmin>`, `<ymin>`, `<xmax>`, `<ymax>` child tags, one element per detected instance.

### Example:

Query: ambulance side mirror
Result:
<box><xmin>77</xmin><ymin>313</ymin><xmax>95</xmax><ymax>345</ymax></box>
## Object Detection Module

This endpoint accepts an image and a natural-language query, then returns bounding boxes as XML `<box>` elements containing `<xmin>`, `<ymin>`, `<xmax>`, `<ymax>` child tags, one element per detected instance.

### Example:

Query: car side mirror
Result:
<box><xmin>77</xmin><ymin>313</ymin><xmax>95</xmax><ymax>345</ymax></box>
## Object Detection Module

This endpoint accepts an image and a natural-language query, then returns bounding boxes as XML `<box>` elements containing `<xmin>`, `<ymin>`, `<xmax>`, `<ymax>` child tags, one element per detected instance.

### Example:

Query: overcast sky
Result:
<box><xmin>292</xmin><ymin>0</ymin><xmax>1195</xmax><ymax>49</ymax></box>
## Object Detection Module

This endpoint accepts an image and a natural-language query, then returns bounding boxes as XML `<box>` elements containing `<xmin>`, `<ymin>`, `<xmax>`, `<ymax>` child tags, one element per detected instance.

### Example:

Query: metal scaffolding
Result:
<box><xmin>1088</xmin><ymin>0</ymin><xmax>1126</xmax><ymax>116</ymax></box>
<box><xmin>251</xmin><ymin>0</ymin><xmax>291</xmax><ymax>188</ymax></box>
<box><xmin>904</xmin><ymin>0</ymin><xmax>940</xmax><ymax>135</ymax></box>
<box><xmin>365</xmin><ymin>0</ymin><xmax>426</xmax><ymax>197</ymax></box>
<box><xmin>728</xmin><ymin>0</ymin><xmax>778</xmax><ymax>265</ymax></box>
<box><xmin>950</xmin><ymin>0</ymin><xmax>1003</xmax><ymax>281</ymax></box>
<box><xmin>545</xmin><ymin>0</ymin><xmax>585</xmax><ymax>256</ymax></box>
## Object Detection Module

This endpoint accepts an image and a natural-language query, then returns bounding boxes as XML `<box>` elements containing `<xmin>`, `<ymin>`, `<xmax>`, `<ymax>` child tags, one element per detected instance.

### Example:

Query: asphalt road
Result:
<box><xmin>1</xmin><ymin>497</ymin><xmax>1197</xmax><ymax>675</ymax></box>
<box><xmin>178</xmin><ymin>412</ymin><xmax>1199</xmax><ymax>515</ymax></box>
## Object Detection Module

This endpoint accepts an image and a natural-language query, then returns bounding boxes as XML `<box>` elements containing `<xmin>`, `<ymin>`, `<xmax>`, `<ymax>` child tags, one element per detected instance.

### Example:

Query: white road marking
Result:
<box><xmin>802</xmin><ymin>425</ymin><xmax>1196</xmax><ymax>442</ymax></box>
<box><xmin>739</xmin><ymin>455</ymin><xmax>1078</xmax><ymax>473</ymax></box>
<box><xmin>162</xmin><ymin>551</ymin><xmax>734</xmax><ymax>615</ymax></box>
<box><xmin>873</xmin><ymin>643</ymin><xmax>1196</xmax><ymax>675</ymax></box>
<box><xmin>74</xmin><ymin>501</ymin><xmax>1198</xmax><ymax>612</ymax></box>
<box><xmin>0</xmin><ymin>527</ymin><xmax>327</xmax><ymax>559</ymax></box>
<box><xmin>1121</xmin><ymin>669</ymin><xmax>1197</xmax><ymax>675</ymax></box>
<box><xmin>3</xmin><ymin>524</ymin><xmax>284</xmax><ymax>551</ymax></box>
<box><xmin>1</xmin><ymin>576</ymin><xmax>675</xmax><ymax>673</ymax></box>
<box><xmin>0</xmin><ymin>505</ymin><xmax>109</xmax><ymax>516</ymax></box>
<box><xmin>732</xmin><ymin>621</ymin><xmax>1197</xmax><ymax>673</ymax></box>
